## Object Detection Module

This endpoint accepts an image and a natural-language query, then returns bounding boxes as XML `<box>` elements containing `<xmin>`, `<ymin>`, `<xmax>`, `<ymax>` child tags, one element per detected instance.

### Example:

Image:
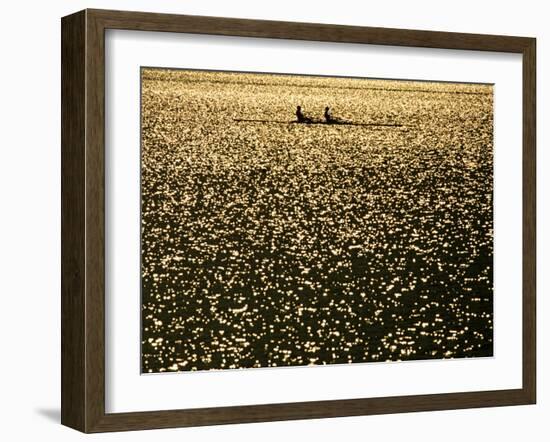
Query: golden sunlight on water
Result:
<box><xmin>140</xmin><ymin>68</ymin><xmax>493</xmax><ymax>373</ymax></box>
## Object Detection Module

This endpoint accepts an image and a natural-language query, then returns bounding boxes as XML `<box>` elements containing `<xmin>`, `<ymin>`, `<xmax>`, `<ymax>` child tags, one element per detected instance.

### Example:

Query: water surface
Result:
<box><xmin>141</xmin><ymin>69</ymin><xmax>493</xmax><ymax>373</ymax></box>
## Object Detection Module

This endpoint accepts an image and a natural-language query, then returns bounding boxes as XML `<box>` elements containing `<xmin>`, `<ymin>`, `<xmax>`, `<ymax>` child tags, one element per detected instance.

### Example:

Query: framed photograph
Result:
<box><xmin>61</xmin><ymin>9</ymin><xmax>536</xmax><ymax>433</ymax></box>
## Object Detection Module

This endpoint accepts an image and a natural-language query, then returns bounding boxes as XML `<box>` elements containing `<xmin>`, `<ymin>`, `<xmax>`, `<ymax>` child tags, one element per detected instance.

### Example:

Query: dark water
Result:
<box><xmin>141</xmin><ymin>69</ymin><xmax>493</xmax><ymax>373</ymax></box>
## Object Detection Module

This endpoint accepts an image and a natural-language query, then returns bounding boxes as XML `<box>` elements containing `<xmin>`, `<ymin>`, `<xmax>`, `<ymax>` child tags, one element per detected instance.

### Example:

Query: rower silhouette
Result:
<box><xmin>324</xmin><ymin>106</ymin><xmax>335</xmax><ymax>123</ymax></box>
<box><xmin>296</xmin><ymin>105</ymin><xmax>313</xmax><ymax>124</ymax></box>
<box><xmin>324</xmin><ymin>106</ymin><xmax>350</xmax><ymax>124</ymax></box>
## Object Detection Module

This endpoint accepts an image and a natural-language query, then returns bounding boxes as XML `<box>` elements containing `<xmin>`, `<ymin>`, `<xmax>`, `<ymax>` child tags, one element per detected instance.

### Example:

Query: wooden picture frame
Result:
<box><xmin>61</xmin><ymin>8</ymin><xmax>536</xmax><ymax>433</ymax></box>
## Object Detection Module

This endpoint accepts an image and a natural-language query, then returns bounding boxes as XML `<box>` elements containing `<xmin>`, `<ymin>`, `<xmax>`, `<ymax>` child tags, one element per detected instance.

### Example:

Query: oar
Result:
<box><xmin>233</xmin><ymin>118</ymin><xmax>405</xmax><ymax>128</ymax></box>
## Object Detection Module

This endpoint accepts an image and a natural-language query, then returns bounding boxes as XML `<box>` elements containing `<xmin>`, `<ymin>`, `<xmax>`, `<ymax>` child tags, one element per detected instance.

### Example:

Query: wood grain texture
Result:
<box><xmin>91</xmin><ymin>389</ymin><xmax>530</xmax><ymax>433</ymax></box>
<box><xmin>61</xmin><ymin>10</ymin><xmax>86</xmax><ymax>432</ymax></box>
<box><xmin>85</xmin><ymin>9</ymin><xmax>107</xmax><ymax>433</ymax></box>
<box><xmin>90</xmin><ymin>8</ymin><xmax>532</xmax><ymax>52</ymax></box>
<box><xmin>522</xmin><ymin>38</ymin><xmax>536</xmax><ymax>404</ymax></box>
<box><xmin>60</xmin><ymin>8</ymin><xmax>537</xmax><ymax>433</ymax></box>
